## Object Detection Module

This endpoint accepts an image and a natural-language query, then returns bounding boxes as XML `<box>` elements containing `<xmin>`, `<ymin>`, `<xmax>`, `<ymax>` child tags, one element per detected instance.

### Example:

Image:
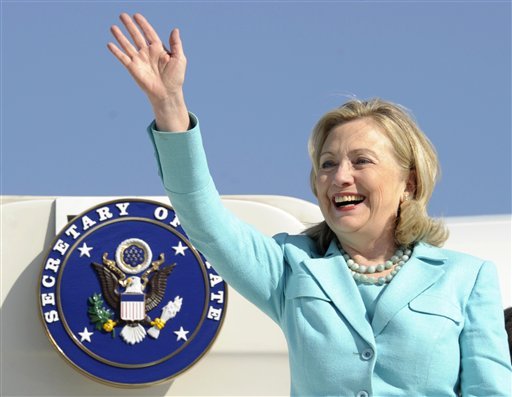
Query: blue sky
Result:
<box><xmin>2</xmin><ymin>1</ymin><xmax>511</xmax><ymax>217</ymax></box>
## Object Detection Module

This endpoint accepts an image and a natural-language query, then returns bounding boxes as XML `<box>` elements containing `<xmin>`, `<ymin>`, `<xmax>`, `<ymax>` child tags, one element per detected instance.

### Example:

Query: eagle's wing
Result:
<box><xmin>145</xmin><ymin>264</ymin><xmax>176</xmax><ymax>312</ymax></box>
<box><xmin>91</xmin><ymin>262</ymin><xmax>120</xmax><ymax>309</ymax></box>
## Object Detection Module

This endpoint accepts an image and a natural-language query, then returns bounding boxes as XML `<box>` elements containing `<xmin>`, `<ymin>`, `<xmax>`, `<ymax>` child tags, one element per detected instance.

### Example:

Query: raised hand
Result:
<box><xmin>108</xmin><ymin>13</ymin><xmax>189</xmax><ymax>132</ymax></box>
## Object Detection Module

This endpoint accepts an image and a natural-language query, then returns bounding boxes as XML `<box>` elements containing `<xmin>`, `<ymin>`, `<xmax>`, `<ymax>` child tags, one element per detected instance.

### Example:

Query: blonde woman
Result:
<box><xmin>108</xmin><ymin>13</ymin><xmax>512</xmax><ymax>396</ymax></box>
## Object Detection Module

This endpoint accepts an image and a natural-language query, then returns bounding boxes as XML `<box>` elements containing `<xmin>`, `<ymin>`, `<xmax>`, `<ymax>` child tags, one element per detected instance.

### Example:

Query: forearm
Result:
<box><xmin>148</xmin><ymin>117</ymin><xmax>286</xmax><ymax>322</ymax></box>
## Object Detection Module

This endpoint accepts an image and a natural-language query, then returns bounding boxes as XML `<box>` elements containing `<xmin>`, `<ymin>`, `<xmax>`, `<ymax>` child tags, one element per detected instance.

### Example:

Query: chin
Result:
<box><xmin>326</xmin><ymin>218</ymin><xmax>364</xmax><ymax>236</ymax></box>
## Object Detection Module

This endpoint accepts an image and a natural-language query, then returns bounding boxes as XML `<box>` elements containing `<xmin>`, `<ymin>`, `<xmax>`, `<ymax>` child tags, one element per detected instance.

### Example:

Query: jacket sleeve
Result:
<box><xmin>147</xmin><ymin>114</ymin><xmax>287</xmax><ymax>324</ymax></box>
<box><xmin>460</xmin><ymin>260</ymin><xmax>512</xmax><ymax>396</ymax></box>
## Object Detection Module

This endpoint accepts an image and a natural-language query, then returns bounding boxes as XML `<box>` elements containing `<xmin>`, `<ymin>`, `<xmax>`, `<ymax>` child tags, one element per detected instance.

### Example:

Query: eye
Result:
<box><xmin>320</xmin><ymin>160</ymin><xmax>337</xmax><ymax>169</ymax></box>
<box><xmin>354</xmin><ymin>157</ymin><xmax>373</xmax><ymax>165</ymax></box>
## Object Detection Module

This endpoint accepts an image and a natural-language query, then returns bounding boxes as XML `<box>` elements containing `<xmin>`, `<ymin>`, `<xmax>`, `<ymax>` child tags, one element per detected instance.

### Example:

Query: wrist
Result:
<box><xmin>151</xmin><ymin>92</ymin><xmax>190</xmax><ymax>132</ymax></box>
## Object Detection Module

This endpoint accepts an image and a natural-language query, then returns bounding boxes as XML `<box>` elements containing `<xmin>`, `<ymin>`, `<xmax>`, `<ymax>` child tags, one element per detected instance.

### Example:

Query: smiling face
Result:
<box><xmin>315</xmin><ymin>117</ymin><xmax>412</xmax><ymax>247</ymax></box>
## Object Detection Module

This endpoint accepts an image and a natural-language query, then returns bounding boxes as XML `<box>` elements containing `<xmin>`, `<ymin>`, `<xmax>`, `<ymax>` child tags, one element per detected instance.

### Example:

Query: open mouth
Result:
<box><xmin>333</xmin><ymin>194</ymin><xmax>366</xmax><ymax>208</ymax></box>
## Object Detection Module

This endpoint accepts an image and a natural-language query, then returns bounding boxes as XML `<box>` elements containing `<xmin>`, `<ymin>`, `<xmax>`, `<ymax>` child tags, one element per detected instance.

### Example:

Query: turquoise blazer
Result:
<box><xmin>148</xmin><ymin>115</ymin><xmax>512</xmax><ymax>396</ymax></box>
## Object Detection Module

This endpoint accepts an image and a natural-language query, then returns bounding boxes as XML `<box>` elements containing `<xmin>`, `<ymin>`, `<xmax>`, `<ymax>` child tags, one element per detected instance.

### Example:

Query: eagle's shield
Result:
<box><xmin>120</xmin><ymin>293</ymin><xmax>145</xmax><ymax>321</ymax></box>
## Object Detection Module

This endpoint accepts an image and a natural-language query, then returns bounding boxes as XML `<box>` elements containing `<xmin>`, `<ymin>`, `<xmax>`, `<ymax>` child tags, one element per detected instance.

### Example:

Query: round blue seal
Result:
<box><xmin>38</xmin><ymin>198</ymin><xmax>227</xmax><ymax>386</ymax></box>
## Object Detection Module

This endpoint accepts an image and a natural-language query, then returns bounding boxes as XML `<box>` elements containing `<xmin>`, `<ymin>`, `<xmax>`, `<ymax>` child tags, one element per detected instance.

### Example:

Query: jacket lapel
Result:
<box><xmin>371</xmin><ymin>242</ymin><xmax>447</xmax><ymax>337</ymax></box>
<box><xmin>303</xmin><ymin>240</ymin><xmax>376</xmax><ymax>347</ymax></box>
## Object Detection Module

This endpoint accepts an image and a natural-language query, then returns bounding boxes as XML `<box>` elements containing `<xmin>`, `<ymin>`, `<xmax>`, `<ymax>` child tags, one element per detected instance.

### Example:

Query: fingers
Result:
<box><xmin>110</xmin><ymin>24</ymin><xmax>138</xmax><ymax>58</ymax></box>
<box><xmin>120</xmin><ymin>13</ymin><xmax>148</xmax><ymax>50</ymax></box>
<box><xmin>108</xmin><ymin>13</ymin><xmax>182</xmax><ymax>67</ymax></box>
<box><xmin>133</xmin><ymin>13</ymin><xmax>161</xmax><ymax>46</ymax></box>
<box><xmin>107</xmin><ymin>42</ymin><xmax>131</xmax><ymax>67</ymax></box>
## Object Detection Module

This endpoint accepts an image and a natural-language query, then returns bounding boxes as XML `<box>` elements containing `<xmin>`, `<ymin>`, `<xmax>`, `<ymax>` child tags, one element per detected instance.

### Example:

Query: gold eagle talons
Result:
<box><xmin>141</xmin><ymin>253</ymin><xmax>166</xmax><ymax>287</ymax></box>
<box><xmin>101</xmin><ymin>252</ymin><xmax>127</xmax><ymax>286</ymax></box>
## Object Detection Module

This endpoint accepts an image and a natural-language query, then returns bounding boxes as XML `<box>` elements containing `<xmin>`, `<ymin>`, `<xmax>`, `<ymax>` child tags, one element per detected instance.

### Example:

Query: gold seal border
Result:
<box><xmin>37</xmin><ymin>197</ymin><xmax>228</xmax><ymax>387</ymax></box>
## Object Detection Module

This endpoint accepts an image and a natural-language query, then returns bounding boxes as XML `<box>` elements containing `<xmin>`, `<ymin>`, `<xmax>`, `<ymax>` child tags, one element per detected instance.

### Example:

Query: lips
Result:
<box><xmin>332</xmin><ymin>194</ymin><xmax>366</xmax><ymax>208</ymax></box>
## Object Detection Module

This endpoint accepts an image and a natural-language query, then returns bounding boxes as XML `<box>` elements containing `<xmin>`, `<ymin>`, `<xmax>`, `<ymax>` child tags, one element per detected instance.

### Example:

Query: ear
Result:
<box><xmin>405</xmin><ymin>169</ymin><xmax>417</xmax><ymax>198</ymax></box>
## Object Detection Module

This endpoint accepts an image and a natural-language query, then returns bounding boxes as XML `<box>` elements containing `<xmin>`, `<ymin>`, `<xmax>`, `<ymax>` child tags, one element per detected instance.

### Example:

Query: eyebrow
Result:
<box><xmin>319</xmin><ymin>148</ymin><xmax>379</xmax><ymax>158</ymax></box>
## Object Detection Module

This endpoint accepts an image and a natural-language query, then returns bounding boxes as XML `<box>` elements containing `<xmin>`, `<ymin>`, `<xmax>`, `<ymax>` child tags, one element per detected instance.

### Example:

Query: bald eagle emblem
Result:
<box><xmin>91</xmin><ymin>238</ymin><xmax>181</xmax><ymax>345</ymax></box>
<box><xmin>39</xmin><ymin>198</ymin><xmax>227</xmax><ymax>385</ymax></box>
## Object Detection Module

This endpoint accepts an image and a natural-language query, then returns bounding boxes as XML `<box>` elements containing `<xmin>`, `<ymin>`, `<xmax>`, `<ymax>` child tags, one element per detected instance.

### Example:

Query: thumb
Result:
<box><xmin>168</xmin><ymin>28</ymin><xmax>185</xmax><ymax>57</ymax></box>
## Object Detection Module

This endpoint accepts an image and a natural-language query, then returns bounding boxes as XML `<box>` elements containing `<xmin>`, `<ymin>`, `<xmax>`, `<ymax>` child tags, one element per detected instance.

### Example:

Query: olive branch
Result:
<box><xmin>88</xmin><ymin>293</ymin><xmax>116</xmax><ymax>338</ymax></box>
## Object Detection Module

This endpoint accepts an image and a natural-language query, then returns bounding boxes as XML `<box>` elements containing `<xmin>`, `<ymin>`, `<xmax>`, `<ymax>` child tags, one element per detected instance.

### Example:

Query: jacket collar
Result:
<box><xmin>371</xmin><ymin>242</ymin><xmax>447</xmax><ymax>336</ymax></box>
<box><xmin>411</xmin><ymin>241</ymin><xmax>448</xmax><ymax>262</ymax></box>
<box><xmin>303</xmin><ymin>239</ymin><xmax>376</xmax><ymax>347</ymax></box>
<box><xmin>302</xmin><ymin>241</ymin><xmax>447</xmax><ymax>343</ymax></box>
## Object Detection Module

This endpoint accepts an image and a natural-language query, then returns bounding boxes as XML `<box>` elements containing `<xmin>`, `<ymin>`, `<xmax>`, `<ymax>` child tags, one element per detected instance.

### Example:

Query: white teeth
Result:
<box><xmin>334</xmin><ymin>195</ymin><xmax>365</xmax><ymax>203</ymax></box>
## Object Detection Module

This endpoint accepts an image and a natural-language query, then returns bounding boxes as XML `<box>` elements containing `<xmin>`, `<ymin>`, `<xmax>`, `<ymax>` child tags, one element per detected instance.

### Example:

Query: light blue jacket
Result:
<box><xmin>148</xmin><ymin>114</ymin><xmax>512</xmax><ymax>396</ymax></box>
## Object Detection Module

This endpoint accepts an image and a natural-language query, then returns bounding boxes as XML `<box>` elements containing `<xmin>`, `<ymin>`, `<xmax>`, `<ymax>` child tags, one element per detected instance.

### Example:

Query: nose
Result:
<box><xmin>333</xmin><ymin>162</ymin><xmax>354</xmax><ymax>186</ymax></box>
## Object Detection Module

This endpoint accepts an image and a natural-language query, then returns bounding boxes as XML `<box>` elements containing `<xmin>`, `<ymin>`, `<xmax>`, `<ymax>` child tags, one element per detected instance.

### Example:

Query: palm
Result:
<box><xmin>127</xmin><ymin>46</ymin><xmax>183</xmax><ymax>101</ymax></box>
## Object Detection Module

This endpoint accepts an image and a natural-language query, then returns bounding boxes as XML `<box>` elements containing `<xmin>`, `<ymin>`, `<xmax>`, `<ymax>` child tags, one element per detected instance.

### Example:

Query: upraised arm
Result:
<box><xmin>108</xmin><ymin>13</ymin><xmax>189</xmax><ymax>132</ymax></box>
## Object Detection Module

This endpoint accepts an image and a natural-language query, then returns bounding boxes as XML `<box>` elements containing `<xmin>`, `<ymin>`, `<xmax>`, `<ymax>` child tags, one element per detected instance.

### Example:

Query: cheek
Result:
<box><xmin>314</xmin><ymin>177</ymin><xmax>330</xmax><ymax>210</ymax></box>
<box><xmin>371</xmin><ymin>169</ymin><xmax>406</xmax><ymax>197</ymax></box>
<box><xmin>366</xmin><ymin>180</ymin><xmax>400</xmax><ymax>211</ymax></box>
<box><xmin>370</xmin><ymin>186</ymin><xmax>403</xmax><ymax>216</ymax></box>
<box><xmin>315</xmin><ymin>175</ymin><xmax>328</xmax><ymax>193</ymax></box>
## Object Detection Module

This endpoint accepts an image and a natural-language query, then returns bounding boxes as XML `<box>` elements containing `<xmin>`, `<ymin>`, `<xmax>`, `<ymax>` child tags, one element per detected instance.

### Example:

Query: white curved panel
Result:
<box><xmin>1</xmin><ymin>196</ymin><xmax>510</xmax><ymax>396</ymax></box>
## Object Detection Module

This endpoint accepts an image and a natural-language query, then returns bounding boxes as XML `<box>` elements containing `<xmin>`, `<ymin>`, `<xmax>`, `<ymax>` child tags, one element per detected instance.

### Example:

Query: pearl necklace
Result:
<box><xmin>340</xmin><ymin>246</ymin><xmax>412</xmax><ymax>285</ymax></box>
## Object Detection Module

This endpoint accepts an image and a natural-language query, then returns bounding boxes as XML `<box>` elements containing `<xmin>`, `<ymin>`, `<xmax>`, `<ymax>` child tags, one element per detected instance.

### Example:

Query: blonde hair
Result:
<box><xmin>306</xmin><ymin>98</ymin><xmax>448</xmax><ymax>254</ymax></box>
